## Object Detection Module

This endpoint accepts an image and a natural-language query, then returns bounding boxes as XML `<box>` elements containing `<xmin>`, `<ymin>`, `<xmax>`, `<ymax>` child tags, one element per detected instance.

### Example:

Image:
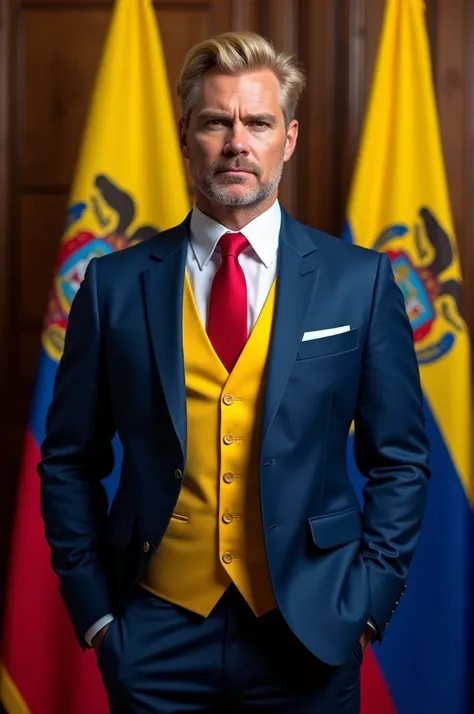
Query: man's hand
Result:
<box><xmin>91</xmin><ymin>623</ymin><xmax>111</xmax><ymax>654</ymax></box>
<box><xmin>359</xmin><ymin>624</ymin><xmax>374</xmax><ymax>653</ymax></box>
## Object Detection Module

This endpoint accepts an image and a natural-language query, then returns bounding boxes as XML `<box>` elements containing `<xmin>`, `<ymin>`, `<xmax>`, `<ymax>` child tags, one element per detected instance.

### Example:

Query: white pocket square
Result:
<box><xmin>302</xmin><ymin>325</ymin><xmax>351</xmax><ymax>342</ymax></box>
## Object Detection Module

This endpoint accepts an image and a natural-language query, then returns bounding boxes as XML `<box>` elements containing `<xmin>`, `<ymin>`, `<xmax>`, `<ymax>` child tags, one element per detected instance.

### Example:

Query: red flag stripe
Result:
<box><xmin>361</xmin><ymin>646</ymin><xmax>398</xmax><ymax>714</ymax></box>
<box><xmin>1</xmin><ymin>430</ymin><xmax>108</xmax><ymax>714</ymax></box>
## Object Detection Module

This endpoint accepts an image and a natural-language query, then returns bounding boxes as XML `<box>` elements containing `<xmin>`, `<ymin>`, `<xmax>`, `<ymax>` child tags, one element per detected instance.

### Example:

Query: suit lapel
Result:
<box><xmin>262</xmin><ymin>210</ymin><xmax>321</xmax><ymax>442</ymax></box>
<box><xmin>142</xmin><ymin>218</ymin><xmax>190</xmax><ymax>462</ymax></box>
<box><xmin>140</xmin><ymin>209</ymin><xmax>321</xmax><ymax>458</ymax></box>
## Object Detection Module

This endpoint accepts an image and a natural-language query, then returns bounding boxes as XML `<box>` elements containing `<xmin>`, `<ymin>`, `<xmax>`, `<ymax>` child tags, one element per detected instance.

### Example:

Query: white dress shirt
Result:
<box><xmin>84</xmin><ymin>200</ymin><xmax>282</xmax><ymax>646</ymax></box>
<box><xmin>187</xmin><ymin>199</ymin><xmax>281</xmax><ymax>331</ymax></box>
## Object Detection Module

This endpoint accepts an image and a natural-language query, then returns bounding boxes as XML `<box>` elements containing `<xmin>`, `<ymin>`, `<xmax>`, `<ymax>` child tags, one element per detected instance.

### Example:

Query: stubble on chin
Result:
<box><xmin>195</xmin><ymin>162</ymin><xmax>284</xmax><ymax>207</ymax></box>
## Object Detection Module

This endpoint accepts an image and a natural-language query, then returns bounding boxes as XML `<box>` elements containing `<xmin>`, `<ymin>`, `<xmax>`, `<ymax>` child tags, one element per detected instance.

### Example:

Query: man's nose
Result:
<box><xmin>223</xmin><ymin>122</ymin><xmax>250</xmax><ymax>155</ymax></box>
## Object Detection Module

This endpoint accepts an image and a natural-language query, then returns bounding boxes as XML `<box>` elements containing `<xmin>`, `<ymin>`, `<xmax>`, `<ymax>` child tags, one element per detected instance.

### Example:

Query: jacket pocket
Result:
<box><xmin>297</xmin><ymin>328</ymin><xmax>359</xmax><ymax>360</ymax></box>
<box><xmin>308</xmin><ymin>505</ymin><xmax>362</xmax><ymax>549</ymax></box>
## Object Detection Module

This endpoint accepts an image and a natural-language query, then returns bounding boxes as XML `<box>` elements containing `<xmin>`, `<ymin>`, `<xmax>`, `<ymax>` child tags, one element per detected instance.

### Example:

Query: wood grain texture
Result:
<box><xmin>230</xmin><ymin>0</ymin><xmax>261</xmax><ymax>32</ymax></box>
<box><xmin>19</xmin><ymin>7</ymin><xmax>111</xmax><ymax>188</ymax></box>
<box><xmin>19</xmin><ymin>193</ymin><xmax>68</xmax><ymax>325</ymax></box>
<box><xmin>297</xmin><ymin>0</ymin><xmax>337</xmax><ymax>232</ymax></box>
<box><xmin>0</xmin><ymin>0</ymin><xmax>12</xmax><ymax>397</ymax></box>
<box><xmin>260</xmin><ymin>0</ymin><xmax>299</xmax><ymax>215</ymax></box>
<box><xmin>465</xmin><ymin>0</ymin><xmax>474</xmax><ymax>339</ymax></box>
<box><xmin>433</xmin><ymin>0</ymin><xmax>472</xmax><ymax>331</ymax></box>
<box><xmin>0</xmin><ymin>0</ymin><xmax>15</xmax><ymax>635</ymax></box>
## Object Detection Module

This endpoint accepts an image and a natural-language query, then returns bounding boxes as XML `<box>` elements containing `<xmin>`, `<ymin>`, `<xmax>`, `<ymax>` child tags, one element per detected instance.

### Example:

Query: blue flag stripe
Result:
<box><xmin>347</xmin><ymin>397</ymin><xmax>472</xmax><ymax>713</ymax></box>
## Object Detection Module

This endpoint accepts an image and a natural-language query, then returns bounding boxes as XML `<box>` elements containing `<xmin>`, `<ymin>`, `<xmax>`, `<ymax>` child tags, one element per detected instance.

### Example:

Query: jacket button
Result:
<box><xmin>222</xmin><ymin>552</ymin><xmax>233</xmax><ymax>564</ymax></box>
<box><xmin>223</xmin><ymin>434</ymin><xmax>233</xmax><ymax>445</ymax></box>
<box><xmin>223</xmin><ymin>472</ymin><xmax>234</xmax><ymax>484</ymax></box>
<box><xmin>223</xmin><ymin>394</ymin><xmax>235</xmax><ymax>406</ymax></box>
<box><xmin>143</xmin><ymin>542</ymin><xmax>150</xmax><ymax>553</ymax></box>
<box><xmin>222</xmin><ymin>512</ymin><xmax>233</xmax><ymax>524</ymax></box>
<box><xmin>174</xmin><ymin>469</ymin><xmax>183</xmax><ymax>480</ymax></box>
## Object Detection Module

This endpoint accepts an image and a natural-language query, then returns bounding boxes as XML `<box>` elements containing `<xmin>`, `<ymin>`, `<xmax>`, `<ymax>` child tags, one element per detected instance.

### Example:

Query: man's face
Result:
<box><xmin>179</xmin><ymin>69</ymin><xmax>298</xmax><ymax>207</ymax></box>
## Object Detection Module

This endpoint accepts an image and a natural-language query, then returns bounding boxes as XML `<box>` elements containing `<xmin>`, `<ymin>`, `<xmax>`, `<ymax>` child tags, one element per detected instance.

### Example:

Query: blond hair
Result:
<box><xmin>177</xmin><ymin>32</ymin><xmax>306</xmax><ymax>127</ymax></box>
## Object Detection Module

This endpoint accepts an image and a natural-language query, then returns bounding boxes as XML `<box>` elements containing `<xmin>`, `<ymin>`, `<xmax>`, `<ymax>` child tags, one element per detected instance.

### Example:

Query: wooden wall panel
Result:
<box><xmin>260</xmin><ymin>0</ymin><xmax>299</xmax><ymax>215</ymax></box>
<box><xmin>467</xmin><ymin>0</ymin><xmax>474</xmax><ymax>338</ymax></box>
<box><xmin>433</xmin><ymin>0</ymin><xmax>474</xmax><ymax>328</ymax></box>
<box><xmin>298</xmin><ymin>0</ymin><xmax>337</xmax><ymax>233</ymax></box>
<box><xmin>229</xmin><ymin>0</ymin><xmax>260</xmax><ymax>32</ymax></box>
<box><xmin>19</xmin><ymin>9</ymin><xmax>111</xmax><ymax>188</ymax></box>
<box><xmin>19</xmin><ymin>193</ymin><xmax>67</xmax><ymax>324</ymax></box>
<box><xmin>362</xmin><ymin>0</ymin><xmax>385</xmax><ymax>103</ymax></box>
<box><xmin>0</xmin><ymin>0</ymin><xmax>13</xmax><ymax>398</ymax></box>
<box><xmin>157</xmin><ymin>8</ymin><xmax>209</xmax><ymax>122</ymax></box>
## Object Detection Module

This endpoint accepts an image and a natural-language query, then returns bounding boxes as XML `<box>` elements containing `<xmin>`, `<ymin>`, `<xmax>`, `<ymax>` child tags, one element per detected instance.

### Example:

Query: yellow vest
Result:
<box><xmin>141</xmin><ymin>272</ymin><xmax>277</xmax><ymax>616</ymax></box>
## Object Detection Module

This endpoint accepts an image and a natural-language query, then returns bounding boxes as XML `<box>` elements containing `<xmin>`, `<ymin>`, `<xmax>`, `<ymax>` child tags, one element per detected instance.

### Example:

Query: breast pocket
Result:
<box><xmin>297</xmin><ymin>328</ymin><xmax>359</xmax><ymax>360</ymax></box>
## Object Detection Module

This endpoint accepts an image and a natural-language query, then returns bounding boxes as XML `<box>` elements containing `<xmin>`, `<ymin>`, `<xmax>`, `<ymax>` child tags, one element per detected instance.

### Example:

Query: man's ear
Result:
<box><xmin>178</xmin><ymin>117</ymin><xmax>189</xmax><ymax>158</ymax></box>
<box><xmin>283</xmin><ymin>119</ymin><xmax>299</xmax><ymax>163</ymax></box>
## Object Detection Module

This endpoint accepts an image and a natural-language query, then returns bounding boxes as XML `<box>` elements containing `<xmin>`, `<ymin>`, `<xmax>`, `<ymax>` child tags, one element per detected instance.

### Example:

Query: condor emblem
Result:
<box><xmin>43</xmin><ymin>175</ymin><xmax>158</xmax><ymax>362</ymax></box>
<box><xmin>373</xmin><ymin>207</ymin><xmax>464</xmax><ymax>364</ymax></box>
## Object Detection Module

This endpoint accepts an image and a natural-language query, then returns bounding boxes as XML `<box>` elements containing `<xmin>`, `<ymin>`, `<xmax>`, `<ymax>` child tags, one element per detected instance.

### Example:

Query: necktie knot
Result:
<box><xmin>218</xmin><ymin>232</ymin><xmax>249</xmax><ymax>259</ymax></box>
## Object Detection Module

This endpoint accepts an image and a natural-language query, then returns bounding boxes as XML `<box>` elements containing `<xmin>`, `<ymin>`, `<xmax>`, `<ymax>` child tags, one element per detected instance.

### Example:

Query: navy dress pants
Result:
<box><xmin>97</xmin><ymin>585</ymin><xmax>362</xmax><ymax>713</ymax></box>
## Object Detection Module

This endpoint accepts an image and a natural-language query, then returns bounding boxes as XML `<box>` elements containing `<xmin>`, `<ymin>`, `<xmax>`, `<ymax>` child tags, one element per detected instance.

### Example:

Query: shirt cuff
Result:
<box><xmin>84</xmin><ymin>614</ymin><xmax>115</xmax><ymax>647</ymax></box>
<box><xmin>367</xmin><ymin>618</ymin><xmax>377</xmax><ymax>635</ymax></box>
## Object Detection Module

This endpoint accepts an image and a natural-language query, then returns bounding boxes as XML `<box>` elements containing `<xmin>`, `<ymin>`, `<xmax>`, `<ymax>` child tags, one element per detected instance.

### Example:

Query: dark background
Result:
<box><xmin>0</xmin><ymin>0</ymin><xmax>473</xmax><ymax>662</ymax></box>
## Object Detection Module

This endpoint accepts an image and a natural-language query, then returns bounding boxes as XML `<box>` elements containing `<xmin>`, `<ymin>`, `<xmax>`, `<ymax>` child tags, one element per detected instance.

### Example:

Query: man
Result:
<box><xmin>39</xmin><ymin>31</ymin><xmax>430</xmax><ymax>713</ymax></box>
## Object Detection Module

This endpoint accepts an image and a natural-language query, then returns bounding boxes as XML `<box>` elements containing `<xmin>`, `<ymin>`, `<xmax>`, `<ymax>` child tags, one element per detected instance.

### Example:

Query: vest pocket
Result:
<box><xmin>170</xmin><ymin>512</ymin><xmax>189</xmax><ymax>523</ymax></box>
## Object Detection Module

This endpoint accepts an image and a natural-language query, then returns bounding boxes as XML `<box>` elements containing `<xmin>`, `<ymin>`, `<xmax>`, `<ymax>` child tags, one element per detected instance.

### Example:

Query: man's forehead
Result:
<box><xmin>199</xmin><ymin>69</ymin><xmax>281</xmax><ymax>108</ymax></box>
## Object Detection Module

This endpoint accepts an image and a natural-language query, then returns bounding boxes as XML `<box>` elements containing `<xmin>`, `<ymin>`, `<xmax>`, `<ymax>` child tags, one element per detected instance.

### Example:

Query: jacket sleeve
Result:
<box><xmin>354</xmin><ymin>252</ymin><xmax>431</xmax><ymax>639</ymax></box>
<box><xmin>38</xmin><ymin>257</ymin><xmax>116</xmax><ymax>646</ymax></box>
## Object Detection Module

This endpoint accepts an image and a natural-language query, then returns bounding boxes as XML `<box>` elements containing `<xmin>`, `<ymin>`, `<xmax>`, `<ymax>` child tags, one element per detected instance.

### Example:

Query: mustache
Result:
<box><xmin>212</xmin><ymin>160</ymin><xmax>262</xmax><ymax>177</ymax></box>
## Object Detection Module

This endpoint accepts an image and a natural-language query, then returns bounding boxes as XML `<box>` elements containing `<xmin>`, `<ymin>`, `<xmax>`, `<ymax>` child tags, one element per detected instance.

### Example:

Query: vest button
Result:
<box><xmin>174</xmin><ymin>468</ymin><xmax>183</xmax><ymax>480</ymax></box>
<box><xmin>223</xmin><ymin>394</ymin><xmax>234</xmax><ymax>406</ymax></box>
<box><xmin>143</xmin><ymin>541</ymin><xmax>150</xmax><ymax>553</ymax></box>
<box><xmin>222</xmin><ymin>512</ymin><xmax>233</xmax><ymax>524</ymax></box>
<box><xmin>222</xmin><ymin>552</ymin><xmax>233</xmax><ymax>564</ymax></box>
<box><xmin>223</xmin><ymin>472</ymin><xmax>234</xmax><ymax>484</ymax></box>
<box><xmin>223</xmin><ymin>434</ymin><xmax>234</xmax><ymax>445</ymax></box>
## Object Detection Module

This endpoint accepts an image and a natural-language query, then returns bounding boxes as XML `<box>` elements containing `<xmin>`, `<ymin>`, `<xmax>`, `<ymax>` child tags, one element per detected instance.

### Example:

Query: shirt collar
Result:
<box><xmin>189</xmin><ymin>199</ymin><xmax>281</xmax><ymax>270</ymax></box>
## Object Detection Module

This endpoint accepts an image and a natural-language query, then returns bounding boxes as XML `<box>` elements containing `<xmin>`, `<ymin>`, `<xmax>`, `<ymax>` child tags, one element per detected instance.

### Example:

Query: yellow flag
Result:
<box><xmin>0</xmin><ymin>0</ymin><xmax>188</xmax><ymax>714</ymax></box>
<box><xmin>1</xmin><ymin>2</ymin><xmax>188</xmax><ymax>713</ymax></box>
<box><xmin>345</xmin><ymin>3</ymin><xmax>472</xmax><ymax>710</ymax></box>
<box><xmin>43</xmin><ymin>0</ymin><xmax>189</xmax><ymax>363</ymax></box>
<box><xmin>345</xmin><ymin>0</ymin><xmax>472</xmax><ymax>503</ymax></box>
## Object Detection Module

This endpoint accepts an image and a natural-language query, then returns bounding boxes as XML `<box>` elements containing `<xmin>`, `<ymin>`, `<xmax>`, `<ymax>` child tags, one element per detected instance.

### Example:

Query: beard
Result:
<box><xmin>193</xmin><ymin>155</ymin><xmax>285</xmax><ymax>206</ymax></box>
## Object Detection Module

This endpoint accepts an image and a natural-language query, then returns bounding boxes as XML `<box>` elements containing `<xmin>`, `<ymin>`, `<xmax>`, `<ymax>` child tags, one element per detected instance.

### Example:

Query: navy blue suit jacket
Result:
<box><xmin>39</xmin><ymin>209</ymin><xmax>430</xmax><ymax>665</ymax></box>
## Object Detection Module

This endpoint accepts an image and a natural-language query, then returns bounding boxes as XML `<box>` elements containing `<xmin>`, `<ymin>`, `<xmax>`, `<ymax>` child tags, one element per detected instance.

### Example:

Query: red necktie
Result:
<box><xmin>207</xmin><ymin>232</ymin><xmax>249</xmax><ymax>372</ymax></box>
